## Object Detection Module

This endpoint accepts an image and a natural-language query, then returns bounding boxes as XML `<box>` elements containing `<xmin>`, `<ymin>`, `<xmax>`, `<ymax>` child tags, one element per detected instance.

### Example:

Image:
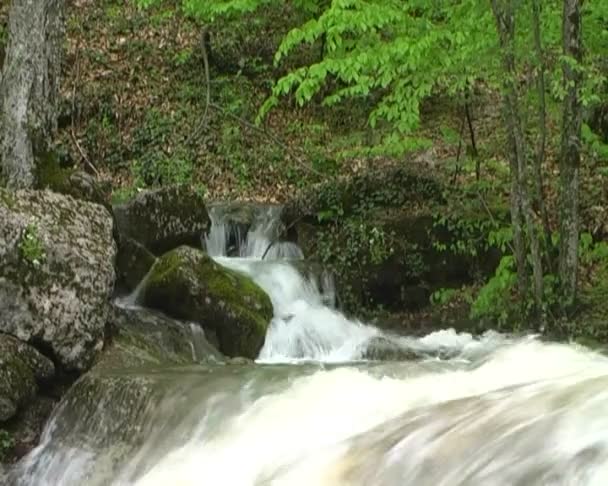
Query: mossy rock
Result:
<box><xmin>283</xmin><ymin>166</ymin><xmax>444</xmax><ymax>225</ymax></box>
<box><xmin>0</xmin><ymin>334</ymin><xmax>54</xmax><ymax>422</ymax></box>
<box><xmin>35</xmin><ymin>152</ymin><xmax>111</xmax><ymax>208</ymax></box>
<box><xmin>113</xmin><ymin>185</ymin><xmax>210</xmax><ymax>255</ymax></box>
<box><xmin>141</xmin><ymin>246</ymin><xmax>272</xmax><ymax>358</ymax></box>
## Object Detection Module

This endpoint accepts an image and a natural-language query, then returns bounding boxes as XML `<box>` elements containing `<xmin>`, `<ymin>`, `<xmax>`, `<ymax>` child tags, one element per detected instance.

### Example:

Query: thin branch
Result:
<box><xmin>451</xmin><ymin>107</ymin><xmax>467</xmax><ymax>185</ymax></box>
<box><xmin>70</xmin><ymin>129</ymin><xmax>99</xmax><ymax>177</ymax></box>
<box><xmin>476</xmin><ymin>189</ymin><xmax>515</xmax><ymax>255</ymax></box>
<box><xmin>70</xmin><ymin>38</ymin><xmax>99</xmax><ymax>177</ymax></box>
<box><xmin>464</xmin><ymin>101</ymin><xmax>479</xmax><ymax>180</ymax></box>
<box><xmin>185</xmin><ymin>29</ymin><xmax>211</xmax><ymax>145</ymax></box>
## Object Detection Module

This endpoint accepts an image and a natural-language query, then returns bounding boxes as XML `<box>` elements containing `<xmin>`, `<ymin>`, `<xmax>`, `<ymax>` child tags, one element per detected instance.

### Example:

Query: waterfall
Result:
<box><xmin>10</xmin><ymin>203</ymin><xmax>608</xmax><ymax>486</ymax></box>
<box><xmin>204</xmin><ymin>204</ymin><xmax>303</xmax><ymax>260</ymax></box>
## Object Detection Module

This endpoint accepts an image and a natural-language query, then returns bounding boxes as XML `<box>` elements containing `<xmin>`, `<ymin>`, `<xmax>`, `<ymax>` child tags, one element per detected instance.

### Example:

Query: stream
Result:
<box><xmin>7</xmin><ymin>205</ymin><xmax>608</xmax><ymax>485</ymax></box>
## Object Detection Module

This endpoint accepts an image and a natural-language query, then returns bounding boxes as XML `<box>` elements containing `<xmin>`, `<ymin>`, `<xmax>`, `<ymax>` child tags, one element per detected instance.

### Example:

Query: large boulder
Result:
<box><xmin>0</xmin><ymin>189</ymin><xmax>116</xmax><ymax>370</ymax></box>
<box><xmin>140</xmin><ymin>246</ymin><xmax>273</xmax><ymax>358</ymax></box>
<box><xmin>113</xmin><ymin>185</ymin><xmax>209</xmax><ymax>255</ymax></box>
<box><xmin>0</xmin><ymin>334</ymin><xmax>54</xmax><ymax>422</ymax></box>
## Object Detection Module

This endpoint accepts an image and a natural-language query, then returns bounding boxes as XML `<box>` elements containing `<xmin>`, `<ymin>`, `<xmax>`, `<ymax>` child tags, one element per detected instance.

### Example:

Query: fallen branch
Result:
<box><xmin>70</xmin><ymin>39</ymin><xmax>99</xmax><ymax>177</ymax></box>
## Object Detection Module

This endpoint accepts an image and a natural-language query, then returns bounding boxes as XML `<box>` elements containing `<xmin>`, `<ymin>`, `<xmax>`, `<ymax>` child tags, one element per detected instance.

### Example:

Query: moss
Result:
<box><xmin>0</xmin><ymin>188</ymin><xmax>17</xmax><ymax>209</ymax></box>
<box><xmin>0</xmin><ymin>350</ymin><xmax>37</xmax><ymax>422</ymax></box>
<box><xmin>34</xmin><ymin>150</ymin><xmax>73</xmax><ymax>192</ymax></box>
<box><xmin>142</xmin><ymin>246</ymin><xmax>272</xmax><ymax>358</ymax></box>
<box><xmin>0</xmin><ymin>429</ymin><xmax>15</xmax><ymax>462</ymax></box>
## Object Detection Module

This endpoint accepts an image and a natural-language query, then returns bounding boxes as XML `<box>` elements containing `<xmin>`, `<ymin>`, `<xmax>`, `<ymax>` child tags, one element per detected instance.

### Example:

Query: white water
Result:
<box><xmin>9</xmin><ymin>205</ymin><xmax>608</xmax><ymax>485</ymax></box>
<box><xmin>205</xmin><ymin>204</ymin><xmax>303</xmax><ymax>260</ymax></box>
<box><xmin>131</xmin><ymin>341</ymin><xmax>608</xmax><ymax>486</ymax></box>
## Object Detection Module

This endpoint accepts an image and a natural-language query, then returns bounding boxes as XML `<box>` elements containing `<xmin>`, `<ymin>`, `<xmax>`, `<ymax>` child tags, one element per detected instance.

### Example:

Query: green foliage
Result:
<box><xmin>471</xmin><ymin>233</ymin><xmax>608</xmax><ymax>331</ymax></box>
<box><xmin>579</xmin><ymin>232</ymin><xmax>608</xmax><ymax>266</ymax></box>
<box><xmin>19</xmin><ymin>223</ymin><xmax>46</xmax><ymax>267</ymax></box>
<box><xmin>0</xmin><ymin>429</ymin><xmax>14</xmax><ymax>462</ymax></box>
<box><xmin>582</xmin><ymin>123</ymin><xmax>608</xmax><ymax>161</ymax></box>
<box><xmin>430</xmin><ymin>287</ymin><xmax>458</xmax><ymax>307</ymax></box>
<box><xmin>317</xmin><ymin>218</ymin><xmax>395</xmax><ymax>311</ymax></box>
<box><xmin>470</xmin><ymin>256</ymin><xmax>518</xmax><ymax>327</ymax></box>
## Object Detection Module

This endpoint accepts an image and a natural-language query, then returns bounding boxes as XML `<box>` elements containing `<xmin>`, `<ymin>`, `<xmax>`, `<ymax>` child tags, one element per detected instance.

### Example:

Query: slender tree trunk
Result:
<box><xmin>491</xmin><ymin>0</ymin><xmax>544</xmax><ymax>316</ymax></box>
<box><xmin>531</xmin><ymin>0</ymin><xmax>553</xmax><ymax>264</ymax></box>
<box><xmin>558</xmin><ymin>0</ymin><xmax>583</xmax><ymax>307</ymax></box>
<box><xmin>0</xmin><ymin>0</ymin><xmax>65</xmax><ymax>189</ymax></box>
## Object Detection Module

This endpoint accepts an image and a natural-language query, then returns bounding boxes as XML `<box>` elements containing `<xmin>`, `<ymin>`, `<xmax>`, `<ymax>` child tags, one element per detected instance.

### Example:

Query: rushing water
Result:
<box><xmin>8</xmin><ymin>205</ymin><xmax>608</xmax><ymax>485</ymax></box>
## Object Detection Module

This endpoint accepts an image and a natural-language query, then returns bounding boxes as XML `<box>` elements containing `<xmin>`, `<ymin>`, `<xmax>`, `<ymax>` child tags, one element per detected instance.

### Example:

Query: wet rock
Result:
<box><xmin>3</xmin><ymin>395</ymin><xmax>56</xmax><ymax>462</ymax></box>
<box><xmin>100</xmin><ymin>304</ymin><xmax>223</xmax><ymax>369</ymax></box>
<box><xmin>359</xmin><ymin>336</ymin><xmax>420</xmax><ymax>362</ymax></box>
<box><xmin>0</xmin><ymin>334</ymin><xmax>55</xmax><ymax>422</ymax></box>
<box><xmin>0</xmin><ymin>189</ymin><xmax>116</xmax><ymax>371</ymax></box>
<box><xmin>113</xmin><ymin>185</ymin><xmax>209</xmax><ymax>255</ymax></box>
<box><xmin>114</xmin><ymin>236</ymin><xmax>156</xmax><ymax>293</ymax></box>
<box><xmin>141</xmin><ymin>246</ymin><xmax>273</xmax><ymax>359</ymax></box>
<box><xmin>226</xmin><ymin>357</ymin><xmax>254</xmax><ymax>365</ymax></box>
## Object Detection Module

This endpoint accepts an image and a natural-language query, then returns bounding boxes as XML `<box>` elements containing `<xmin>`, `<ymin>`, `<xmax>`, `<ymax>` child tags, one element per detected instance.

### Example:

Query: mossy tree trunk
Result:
<box><xmin>558</xmin><ymin>0</ymin><xmax>583</xmax><ymax>307</ymax></box>
<box><xmin>0</xmin><ymin>0</ymin><xmax>65</xmax><ymax>189</ymax></box>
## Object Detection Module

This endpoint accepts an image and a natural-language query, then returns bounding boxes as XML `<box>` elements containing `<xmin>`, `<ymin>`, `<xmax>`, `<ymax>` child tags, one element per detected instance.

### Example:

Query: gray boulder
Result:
<box><xmin>100</xmin><ymin>304</ymin><xmax>224</xmax><ymax>370</ymax></box>
<box><xmin>0</xmin><ymin>189</ymin><xmax>116</xmax><ymax>370</ymax></box>
<box><xmin>113</xmin><ymin>185</ymin><xmax>209</xmax><ymax>255</ymax></box>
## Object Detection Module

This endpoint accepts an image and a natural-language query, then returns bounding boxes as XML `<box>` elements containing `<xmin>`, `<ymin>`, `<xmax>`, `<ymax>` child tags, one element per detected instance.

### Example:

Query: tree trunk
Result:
<box><xmin>531</xmin><ymin>0</ymin><xmax>553</xmax><ymax>265</ymax></box>
<box><xmin>0</xmin><ymin>0</ymin><xmax>65</xmax><ymax>189</ymax></box>
<box><xmin>491</xmin><ymin>0</ymin><xmax>545</xmax><ymax>317</ymax></box>
<box><xmin>558</xmin><ymin>0</ymin><xmax>583</xmax><ymax>307</ymax></box>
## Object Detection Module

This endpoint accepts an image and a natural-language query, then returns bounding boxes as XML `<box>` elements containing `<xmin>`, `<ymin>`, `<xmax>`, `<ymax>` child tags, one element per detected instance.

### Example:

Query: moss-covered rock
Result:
<box><xmin>283</xmin><ymin>166</ymin><xmax>445</xmax><ymax>226</ymax></box>
<box><xmin>113</xmin><ymin>185</ymin><xmax>209</xmax><ymax>255</ymax></box>
<box><xmin>35</xmin><ymin>152</ymin><xmax>111</xmax><ymax>208</ymax></box>
<box><xmin>0</xmin><ymin>334</ymin><xmax>54</xmax><ymax>422</ymax></box>
<box><xmin>141</xmin><ymin>246</ymin><xmax>273</xmax><ymax>358</ymax></box>
<box><xmin>0</xmin><ymin>188</ymin><xmax>116</xmax><ymax>371</ymax></box>
<box><xmin>295</xmin><ymin>204</ymin><xmax>501</xmax><ymax>313</ymax></box>
<box><xmin>99</xmin><ymin>305</ymin><xmax>223</xmax><ymax>370</ymax></box>
<box><xmin>114</xmin><ymin>236</ymin><xmax>156</xmax><ymax>293</ymax></box>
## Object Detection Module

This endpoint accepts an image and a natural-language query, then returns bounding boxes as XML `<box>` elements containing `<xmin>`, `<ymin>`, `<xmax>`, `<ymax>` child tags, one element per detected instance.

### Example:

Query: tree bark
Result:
<box><xmin>558</xmin><ymin>0</ymin><xmax>583</xmax><ymax>306</ymax></box>
<box><xmin>0</xmin><ymin>0</ymin><xmax>65</xmax><ymax>189</ymax></box>
<box><xmin>491</xmin><ymin>0</ymin><xmax>545</xmax><ymax>316</ymax></box>
<box><xmin>531</xmin><ymin>0</ymin><xmax>553</xmax><ymax>264</ymax></box>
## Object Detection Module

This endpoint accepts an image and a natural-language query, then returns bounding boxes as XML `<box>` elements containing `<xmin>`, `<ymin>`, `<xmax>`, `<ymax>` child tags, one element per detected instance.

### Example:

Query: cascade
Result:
<box><xmin>8</xmin><ymin>203</ymin><xmax>608</xmax><ymax>486</ymax></box>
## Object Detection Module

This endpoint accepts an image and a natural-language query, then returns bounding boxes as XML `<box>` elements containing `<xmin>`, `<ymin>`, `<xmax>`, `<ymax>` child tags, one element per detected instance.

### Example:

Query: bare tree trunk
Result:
<box><xmin>491</xmin><ymin>0</ymin><xmax>545</xmax><ymax>316</ymax></box>
<box><xmin>558</xmin><ymin>0</ymin><xmax>583</xmax><ymax>307</ymax></box>
<box><xmin>531</xmin><ymin>0</ymin><xmax>553</xmax><ymax>264</ymax></box>
<box><xmin>0</xmin><ymin>0</ymin><xmax>65</xmax><ymax>189</ymax></box>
